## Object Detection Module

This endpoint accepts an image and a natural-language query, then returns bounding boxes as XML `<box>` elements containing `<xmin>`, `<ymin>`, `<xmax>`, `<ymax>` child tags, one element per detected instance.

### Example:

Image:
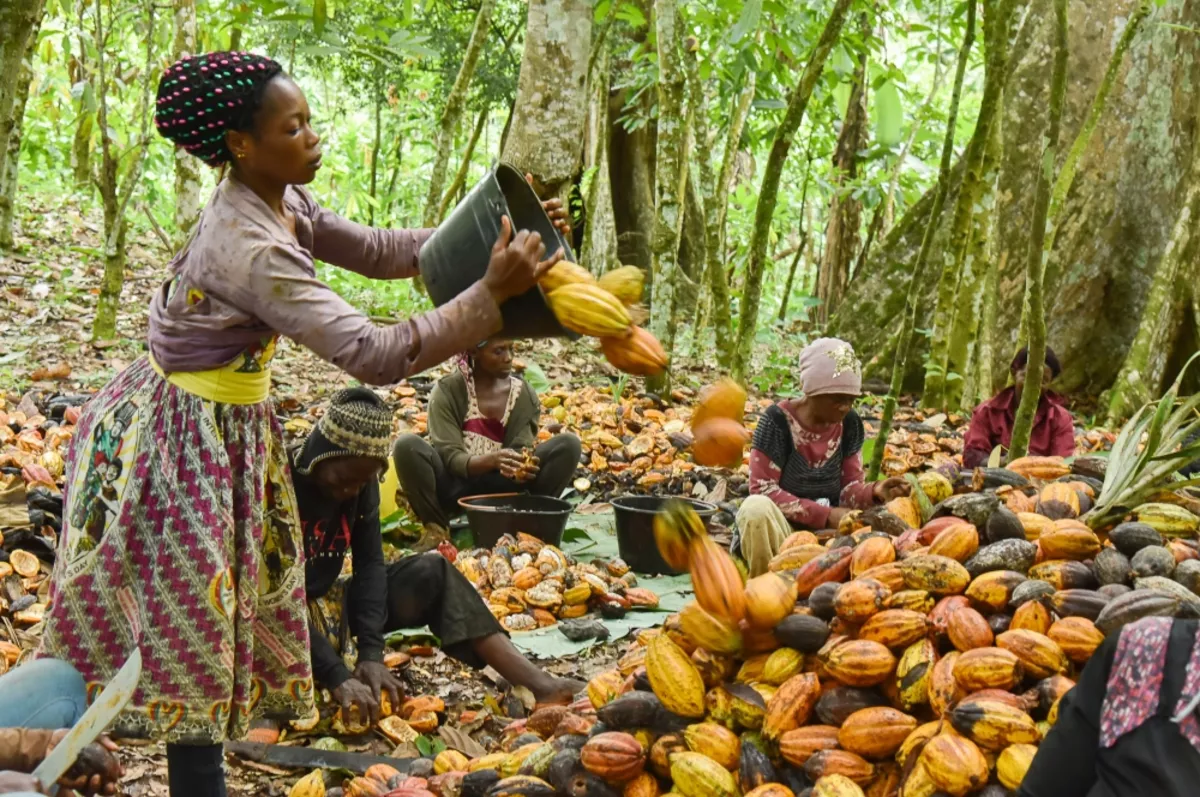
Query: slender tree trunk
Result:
<box><xmin>384</xmin><ymin>119</ymin><xmax>405</xmax><ymax>223</ymax></box>
<box><xmin>581</xmin><ymin>37</ymin><xmax>619</xmax><ymax>274</ymax></box>
<box><xmin>368</xmin><ymin>73</ymin><xmax>383</xmax><ymax>227</ymax></box>
<box><xmin>422</xmin><ymin>0</ymin><xmax>496</xmax><ymax>227</ymax></box>
<box><xmin>646</xmin><ymin>0</ymin><xmax>689</xmax><ymax>392</ymax></box>
<box><xmin>924</xmin><ymin>0</ymin><xmax>1016</xmax><ymax>408</ymax></box>
<box><xmin>967</xmin><ymin>249</ymin><xmax>1004</xmax><ymax>405</ymax></box>
<box><xmin>0</xmin><ymin>28</ymin><xmax>37</xmax><ymax>251</ymax></box>
<box><xmin>0</xmin><ymin>0</ymin><xmax>46</xmax><ymax>220</ymax></box>
<box><xmin>229</xmin><ymin>3</ymin><xmax>247</xmax><ymax>50</ymax></box>
<box><xmin>501</xmin><ymin>0</ymin><xmax>591</xmax><ymax>219</ymax></box>
<box><xmin>817</xmin><ymin>12</ymin><xmax>870</xmax><ymax>324</ymax></box>
<box><xmin>70</xmin><ymin>0</ymin><xmax>93</xmax><ymax>188</ymax></box>
<box><xmin>867</xmin><ymin>0</ymin><xmax>976</xmax><ymax>480</ymax></box>
<box><xmin>437</xmin><ymin>107</ymin><xmax>489</xmax><ymax>224</ymax></box>
<box><xmin>172</xmin><ymin>0</ymin><xmax>202</xmax><ymax>246</ymax></box>
<box><xmin>1041</xmin><ymin>0</ymin><xmax>1151</xmax><ymax>300</ymax></box>
<box><xmin>1009</xmin><ymin>0</ymin><xmax>1068</xmax><ymax>459</ymax></box>
<box><xmin>1105</xmin><ymin>100</ymin><xmax>1200</xmax><ymax>423</ymax></box>
<box><xmin>778</xmin><ymin>155</ymin><xmax>814</xmax><ymax>322</ymax></box>
<box><xmin>92</xmin><ymin>0</ymin><xmax>155</xmax><ymax>341</ymax></box>
<box><xmin>731</xmin><ymin>0</ymin><xmax>855</xmax><ymax>382</ymax></box>
<box><xmin>704</xmin><ymin>66</ymin><xmax>756</xmax><ymax>368</ymax></box>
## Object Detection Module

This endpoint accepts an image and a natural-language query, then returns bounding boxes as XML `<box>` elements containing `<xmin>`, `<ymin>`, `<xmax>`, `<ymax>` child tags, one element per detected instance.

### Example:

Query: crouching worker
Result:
<box><xmin>734</xmin><ymin>338</ymin><xmax>910</xmax><ymax>578</ymax></box>
<box><xmin>393</xmin><ymin>340</ymin><xmax>581</xmax><ymax>551</ymax></box>
<box><xmin>0</xmin><ymin>659</ymin><xmax>122</xmax><ymax>795</ymax></box>
<box><xmin>251</xmin><ymin>389</ymin><xmax>581</xmax><ymax>741</ymax></box>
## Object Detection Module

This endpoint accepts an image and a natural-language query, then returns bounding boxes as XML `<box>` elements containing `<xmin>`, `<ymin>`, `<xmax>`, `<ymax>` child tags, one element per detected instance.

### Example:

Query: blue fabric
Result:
<box><xmin>0</xmin><ymin>659</ymin><xmax>88</xmax><ymax>730</ymax></box>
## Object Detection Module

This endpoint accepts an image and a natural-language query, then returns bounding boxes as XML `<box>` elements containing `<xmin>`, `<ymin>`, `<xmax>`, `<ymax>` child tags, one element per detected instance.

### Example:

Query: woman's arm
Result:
<box><xmin>347</xmin><ymin>482</ymin><xmax>387</xmax><ymax>665</ymax></box>
<box><xmin>293</xmin><ymin>187</ymin><xmax>432</xmax><ymax>281</ymax></box>
<box><xmin>247</xmin><ymin>244</ymin><xmax>501</xmax><ymax>386</ymax></box>
<box><xmin>749</xmin><ymin>450</ymin><xmax>831</xmax><ymax>529</ymax></box>
<box><xmin>838</xmin><ymin>452</ymin><xmax>877</xmax><ymax>509</ymax></box>
<box><xmin>1016</xmin><ymin>631</ymin><xmax>1116</xmax><ymax>797</ymax></box>
<box><xmin>506</xmin><ymin>381</ymin><xmax>540</xmax><ymax>450</ymax></box>
<box><xmin>962</xmin><ymin>402</ymin><xmax>998</xmax><ymax>468</ymax></box>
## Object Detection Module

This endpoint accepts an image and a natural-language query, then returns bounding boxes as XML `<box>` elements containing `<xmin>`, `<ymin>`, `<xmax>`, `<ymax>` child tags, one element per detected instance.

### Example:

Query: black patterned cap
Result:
<box><xmin>293</xmin><ymin>387</ymin><xmax>393</xmax><ymax>474</ymax></box>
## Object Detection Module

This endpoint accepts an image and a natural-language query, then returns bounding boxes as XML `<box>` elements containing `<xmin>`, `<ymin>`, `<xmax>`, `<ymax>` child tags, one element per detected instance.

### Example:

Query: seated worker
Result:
<box><xmin>393</xmin><ymin>339</ymin><xmax>581</xmax><ymax>550</ymax></box>
<box><xmin>251</xmin><ymin>389</ymin><xmax>582</xmax><ymax>741</ymax></box>
<box><xmin>734</xmin><ymin>338</ymin><xmax>910</xmax><ymax>577</ymax></box>
<box><xmin>0</xmin><ymin>658</ymin><xmax>122</xmax><ymax>795</ymax></box>
<box><xmin>961</xmin><ymin>346</ymin><xmax>1075</xmax><ymax>469</ymax></box>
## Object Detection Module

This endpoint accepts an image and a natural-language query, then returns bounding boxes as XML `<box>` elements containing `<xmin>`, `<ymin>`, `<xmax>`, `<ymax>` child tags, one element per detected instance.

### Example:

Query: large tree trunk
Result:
<box><xmin>501</xmin><ymin>0</ymin><xmax>591</xmax><ymax>215</ymax></box>
<box><xmin>816</xmin><ymin>13</ymin><xmax>870</xmax><ymax>324</ymax></box>
<box><xmin>730</xmin><ymin>0</ymin><xmax>855</xmax><ymax>382</ymax></box>
<box><xmin>423</xmin><ymin>0</ymin><xmax>496</xmax><ymax>228</ymax></box>
<box><xmin>832</xmin><ymin>0</ymin><xmax>1200</xmax><ymax>401</ymax></box>
<box><xmin>172</xmin><ymin>0</ymin><xmax>202</xmax><ymax>246</ymax></box>
<box><xmin>581</xmin><ymin>36</ymin><xmax>619</xmax><ymax>274</ymax></box>
<box><xmin>1009</xmin><ymin>0</ymin><xmax>1068</xmax><ymax>460</ymax></box>
<box><xmin>646</xmin><ymin>0</ymin><xmax>689</xmax><ymax>392</ymax></box>
<box><xmin>867</xmin><ymin>0</ymin><xmax>976</xmax><ymax>480</ymax></box>
<box><xmin>0</xmin><ymin>26</ymin><xmax>37</xmax><ymax>251</ymax></box>
<box><xmin>70</xmin><ymin>0</ymin><xmax>93</xmax><ymax>188</ymax></box>
<box><xmin>0</xmin><ymin>0</ymin><xmax>46</xmax><ymax>227</ymax></box>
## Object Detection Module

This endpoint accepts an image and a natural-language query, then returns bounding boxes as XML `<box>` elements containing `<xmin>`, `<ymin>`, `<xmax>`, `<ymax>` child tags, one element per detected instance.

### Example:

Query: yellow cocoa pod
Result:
<box><xmin>288</xmin><ymin>770</ymin><xmax>325</xmax><ymax>797</ymax></box>
<box><xmin>670</xmin><ymin>751</ymin><xmax>738</xmax><ymax>797</ymax></box>
<box><xmin>435</xmin><ymin>749</ymin><xmax>470</xmax><ymax>775</ymax></box>
<box><xmin>545</xmin><ymin>283</ymin><xmax>632</xmax><ymax>337</ymax></box>
<box><xmin>761</xmin><ymin>647</ymin><xmax>805</xmax><ymax>686</ymax></box>
<box><xmin>538</xmin><ymin>260</ymin><xmax>596</xmax><ymax>293</ymax></box>
<box><xmin>811</xmin><ymin>774</ymin><xmax>865</xmax><ymax>797</ymax></box>
<box><xmin>645</xmin><ymin>634</ymin><xmax>706</xmax><ymax>718</ymax></box>
<box><xmin>996</xmin><ymin>743</ymin><xmax>1038</xmax><ymax>790</ymax></box>
<box><xmin>597</xmin><ymin>264</ymin><xmax>645</xmax><ymax>305</ymax></box>
<box><xmin>682</xmin><ymin>722</ymin><xmax>740</xmax><ymax>770</ymax></box>
<box><xmin>919</xmin><ymin>733</ymin><xmax>989</xmax><ymax>796</ymax></box>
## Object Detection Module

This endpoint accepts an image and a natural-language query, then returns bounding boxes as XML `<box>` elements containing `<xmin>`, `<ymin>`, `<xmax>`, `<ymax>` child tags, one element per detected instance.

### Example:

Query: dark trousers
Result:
<box><xmin>380</xmin><ymin>553</ymin><xmax>504</xmax><ymax>668</ymax></box>
<box><xmin>167</xmin><ymin>743</ymin><xmax>225</xmax><ymax>797</ymax></box>
<box><xmin>392</xmin><ymin>433</ymin><xmax>581</xmax><ymax>528</ymax></box>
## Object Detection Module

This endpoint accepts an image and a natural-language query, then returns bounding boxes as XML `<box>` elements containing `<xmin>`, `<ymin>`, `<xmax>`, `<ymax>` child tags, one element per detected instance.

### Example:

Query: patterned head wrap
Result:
<box><xmin>293</xmin><ymin>387</ymin><xmax>393</xmax><ymax>475</ymax></box>
<box><xmin>155</xmin><ymin>51</ymin><xmax>284</xmax><ymax>167</ymax></box>
<box><xmin>798</xmin><ymin>337</ymin><xmax>862</xmax><ymax>397</ymax></box>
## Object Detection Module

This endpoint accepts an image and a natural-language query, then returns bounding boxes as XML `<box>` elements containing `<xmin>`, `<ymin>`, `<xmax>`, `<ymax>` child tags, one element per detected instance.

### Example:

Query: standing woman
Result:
<box><xmin>37</xmin><ymin>52</ymin><xmax>561</xmax><ymax>797</ymax></box>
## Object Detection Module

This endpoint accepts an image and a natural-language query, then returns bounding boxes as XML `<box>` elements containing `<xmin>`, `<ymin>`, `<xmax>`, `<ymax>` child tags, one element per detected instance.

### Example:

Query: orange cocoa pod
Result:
<box><xmin>946</xmin><ymin>607</ymin><xmax>994</xmax><ymax>652</ymax></box>
<box><xmin>601</xmin><ymin>326</ymin><xmax>668</xmax><ymax>377</ymax></box>
<box><xmin>834</xmin><ymin>578</ymin><xmax>891</xmax><ymax>624</ymax></box>
<box><xmin>928</xmin><ymin>523</ymin><xmax>980</xmax><ymax>563</ymax></box>
<box><xmin>778</xmin><ymin>725</ymin><xmax>841</xmax><ymax>767</ymax></box>
<box><xmin>744</xmin><ymin>572</ymin><xmax>799</xmax><ymax>630</ymax></box>
<box><xmin>851</xmin><ymin>536</ymin><xmax>897</xmax><ymax>578</ymax></box>
<box><xmin>929</xmin><ymin>651</ymin><xmax>964</xmax><ymax>717</ymax></box>
<box><xmin>1048</xmin><ymin>616</ymin><xmax>1105</xmax><ymax>664</ymax></box>
<box><xmin>837</xmin><ymin>707</ymin><xmax>918</xmax><ymax>760</ymax></box>
<box><xmin>763</xmin><ymin>672</ymin><xmax>820</xmax><ymax>740</ymax></box>
<box><xmin>692</xmin><ymin>378</ymin><xmax>748</xmax><ymax>428</ymax></box>
<box><xmin>581</xmin><ymin>732</ymin><xmax>646</xmax><ymax>783</ymax></box>
<box><xmin>1010</xmin><ymin>600</ymin><xmax>1053</xmax><ymax>635</ymax></box>
<box><xmin>692</xmin><ymin>418</ymin><xmax>750</xmax><ymax>468</ymax></box>
<box><xmin>795</xmin><ymin>547</ymin><xmax>854</xmax><ymax>598</ymax></box>
<box><xmin>687</xmin><ymin>535</ymin><xmax>746</xmax><ymax>622</ymax></box>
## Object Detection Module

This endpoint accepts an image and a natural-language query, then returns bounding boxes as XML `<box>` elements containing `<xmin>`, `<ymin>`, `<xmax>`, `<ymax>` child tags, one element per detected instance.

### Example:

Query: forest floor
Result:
<box><xmin>0</xmin><ymin>195</ymin><xmax>1117</xmax><ymax>795</ymax></box>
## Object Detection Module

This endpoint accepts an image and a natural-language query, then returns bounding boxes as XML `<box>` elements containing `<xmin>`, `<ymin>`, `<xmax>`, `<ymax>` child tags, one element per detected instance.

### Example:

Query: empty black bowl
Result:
<box><xmin>458</xmin><ymin>492</ymin><xmax>573</xmax><ymax>550</ymax></box>
<box><xmin>611</xmin><ymin>495</ymin><xmax>718</xmax><ymax>575</ymax></box>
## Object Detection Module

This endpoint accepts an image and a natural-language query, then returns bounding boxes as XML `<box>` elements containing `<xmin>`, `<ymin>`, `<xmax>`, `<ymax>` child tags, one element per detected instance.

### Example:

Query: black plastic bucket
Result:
<box><xmin>458</xmin><ymin>492</ymin><xmax>573</xmax><ymax>549</ymax></box>
<box><xmin>611</xmin><ymin>495</ymin><xmax>719</xmax><ymax>575</ymax></box>
<box><xmin>419</xmin><ymin>163</ymin><xmax>576</xmax><ymax>339</ymax></box>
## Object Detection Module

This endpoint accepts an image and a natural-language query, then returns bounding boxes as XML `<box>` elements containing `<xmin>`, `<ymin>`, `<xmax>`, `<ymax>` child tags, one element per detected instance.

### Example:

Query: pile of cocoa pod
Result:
<box><xmin>453</xmin><ymin>533</ymin><xmax>660</xmax><ymax>632</ymax></box>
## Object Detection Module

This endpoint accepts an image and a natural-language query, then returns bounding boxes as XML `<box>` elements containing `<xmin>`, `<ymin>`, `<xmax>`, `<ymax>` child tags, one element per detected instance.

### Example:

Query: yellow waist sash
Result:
<box><xmin>149</xmin><ymin>344</ymin><xmax>274</xmax><ymax>406</ymax></box>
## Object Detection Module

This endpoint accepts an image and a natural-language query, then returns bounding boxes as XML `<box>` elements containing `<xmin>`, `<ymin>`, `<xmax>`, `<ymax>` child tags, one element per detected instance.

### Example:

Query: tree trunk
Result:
<box><xmin>368</xmin><ymin>74</ymin><xmax>383</xmax><ymax>227</ymax></box>
<box><xmin>1009</xmin><ymin>0</ymin><xmax>1068</xmax><ymax>460</ymax></box>
<box><xmin>70</xmin><ymin>0</ymin><xmax>92</xmax><ymax>188</ymax></box>
<box><xmin>646</xmin><ymin>0</ymin><xmax>689</xmax><ymax>392</ymax></box>
<box><xmin>581</xmin><ymin>37</ymin><xmax>619</xmax><ymax>274</ymax></box>
<box><xmin>501</xmin><ymin>0</ymin><xmax>591</xmax><ymax>217</ymax></box>
<box><xmin>1105</xmin><ymin>99</ymin><xmax>1200</xmax><ymax>423</ymax></box>
<box><xmin>422</xmin><ymin>0</ymin><xmax>496</xmax><ymax>228</ymax></box>
<box><xmin>0</xmin><ymin>27</ymin><xmax>36</xmax><ymax>251</ymax></box>
<box><xmin>833</xmin><ymin>0</ymin><xmax>1199</xmax><ymax>401</ymax></box>
<box><xmin>867</xmin><ymin>0</ymin><xmax>976</xmax><ymax>480</ymax></box>
<box><xmin>438</xmin><ymin>107</ymin><xmax>489</xmax><ymax>224</ymax></box>
<box><xmin>923</xmin><ymin>0</ymin><xmax>1017</xmax><ymax>408</ymax></box>
<box><xmin>816</xmin><ymin>12</ymin><xmax>870</xmax><ymax>324</ymax></box>
<box><xmin>705</xmin><ymin>66</ymin><xmax>756</xmax><ymax>368</ymax></box>
<box><xmin>92</xmin><ymin>0</ymin><xmax>155</xmax><ymax>342</ymax></box>
<box><xmin>172</xmin><ymin>0</ymin><xmax>202</xmax><ymax>246</ymax></box>
<box><xmin>730</xmin><ymin>0</ymin><xmax>855</xmax><ymax>383</ymax></box>
<box><xmin>0</xmin><ymin>0</ymin><xmax>46</xmax><ymax>222</ymax></box>
<box><xmin>778</xmin><ymin>155</ymin><xmax>814</xmax><ymax>322</ymax></box>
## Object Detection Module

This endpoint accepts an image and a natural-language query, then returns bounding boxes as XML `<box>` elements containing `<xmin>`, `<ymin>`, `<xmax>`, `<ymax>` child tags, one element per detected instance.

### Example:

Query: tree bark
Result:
<box><xmin>867</xmin><ymin>0</ymin><xmax>976</xmax><ymax>481</ymax></box>
<box><xmin>422</xmin><ymin>0</ymin><xmax>496</xmax><ymax>228</ymax></box>
<box><xmin>778</xmin><ymin>154</ymin><xmax>814</xmax><ymax>323</ymax></box>
<box><xmin>172</xmin><ymin>0</ymin><xmax>202</xmax><ymax>247</ymax></box>
<box><xmin>0</xmin><ymin>23</ymin><xmax>37</xmax><ymax>251</ymax></box>
<box><xmin>923</xmin><ymin>0</ymin><xmax>1017</xmax><ymax>408</ymax></box>
<box><xmin>730</xmin><ymin>0</ymin><xmax>855</xmax><ymax>383</ymax></box>
<box><xmin>816</xmin><ymin>12</ymin><xmax>870</xmax><ymax>324</ymax></box>
<box><xmin>1105</xmin><ymin>96</ymin><xmax>1200</xmax><ymax>423</ymax></box>
<box><xmin>1009</xmin><ymin>0</ymin><xmax>1068</xmax><ymax>460</ymax></box>
<box><xmin>70</xmin><ymin>0</ymin><xmax>93</xmax><ymax>188</ymax></box>
<box><xmin>0</xmin><ymin>0</ymin><xmax>46</xmax><ymax>226</ymax></box>
<box><xmin>501</xmin><ymin>0</ymin><xmax>591</xmax><ymax>216</ymax></box>
<box><xmin>646</xmin><ymin>0</ymin><xmax>689</xmax><ymax>392</ymax></box>
<box><xmin>581</xmin><ymin>36</ymin><xmax>619</xmax><ymax>274</ymax></box>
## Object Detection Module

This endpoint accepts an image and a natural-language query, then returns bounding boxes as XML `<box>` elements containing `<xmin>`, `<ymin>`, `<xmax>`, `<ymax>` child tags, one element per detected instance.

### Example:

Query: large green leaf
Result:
<box><xmin>730</xmin><ymin>0</ymin><xmax>762</xmax><ymax>44</ymax></box>
<box><xmin>874</xmin><ymin>79</ymin><xmax>903</xmax><ymax>147</ymax></box>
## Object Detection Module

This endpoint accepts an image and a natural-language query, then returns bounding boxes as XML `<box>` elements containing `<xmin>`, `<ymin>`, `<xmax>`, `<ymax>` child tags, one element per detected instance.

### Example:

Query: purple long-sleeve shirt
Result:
<box><xmin>148</xmin><ymin>178</ymin><xmax>502</xmax><ymax>385</ymax></box>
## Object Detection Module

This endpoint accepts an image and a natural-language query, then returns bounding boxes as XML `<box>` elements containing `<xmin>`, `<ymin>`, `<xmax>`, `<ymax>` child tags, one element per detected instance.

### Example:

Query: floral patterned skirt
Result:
<box><xmin>37</xmin><ymin>357</ymin><xmax>315</xmax><ymax>745</ymax></box>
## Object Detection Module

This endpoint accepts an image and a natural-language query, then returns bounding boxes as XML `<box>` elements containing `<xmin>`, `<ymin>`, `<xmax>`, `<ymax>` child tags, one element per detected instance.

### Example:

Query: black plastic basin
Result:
<box><xmin>419</xmin><ymin>163</ymin><xmax>577</xmax><ymax>340</ymax></box>
<box><xmin>458</xmin><ymin>492</ymin><xmax>573</xmax><ymax>550</ymax></box>
<box><xmin>611</xmin><ymin>495</ymin><xmax>719</xmax><ymax>575</ymax></box>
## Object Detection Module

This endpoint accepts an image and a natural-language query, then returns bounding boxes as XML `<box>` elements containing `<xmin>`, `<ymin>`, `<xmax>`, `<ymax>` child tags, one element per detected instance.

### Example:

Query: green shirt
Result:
<box><xmin>426</xmin><ymin>370</ymin><xmax>541</xmax><ymax>477</ymax></box>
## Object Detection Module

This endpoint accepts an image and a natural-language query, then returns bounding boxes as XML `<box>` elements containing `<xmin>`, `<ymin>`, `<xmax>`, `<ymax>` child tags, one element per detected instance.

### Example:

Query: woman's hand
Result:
<box><xmin>497</xmin><ymin>450</ymin><xmax>527</xmax><ymax>480</ymax></box>
<box><xmin>527</xmin><ymin>173</ymin><xmax>572</xmax><ymax>239</ymax></box>
<box><xmin>354</xmin><ymin>660</ymin><xmax>404</xmax><ymax>712</ymax></box>
<box><xmin>47</xmin><ymin>732</ymin><xmax>122</xmax><ymax>796</ymax></box>
<box><xmin>873</xmin><ymin>477</ymin><xmax>911</xmax><ymax>503</ymax></box>
<box><xmin>827</xmin><ymin>507</ymin><xmax>853</xmax><ymax>529</ymax></box>
<box><xmin>331</xmin><ymin>677</ymin><xmax>382</xmax><ymax>724</ymax></box>
<box><xmin>482</xmin><ymin>216</ymin><xmax>564</xmax><ymax>304</ymax></box>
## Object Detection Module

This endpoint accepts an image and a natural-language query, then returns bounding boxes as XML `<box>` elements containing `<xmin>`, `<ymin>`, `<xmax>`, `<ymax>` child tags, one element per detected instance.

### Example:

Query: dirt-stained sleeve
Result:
<box><xmin>293</xmin><ymin>187</ymin><xmax>434</xmax><ymax>280</ymax></box>
<box><xmin>248</xmin><ymin>243</ymin><xmax>502</xmax><ymax>385</ymax></box>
